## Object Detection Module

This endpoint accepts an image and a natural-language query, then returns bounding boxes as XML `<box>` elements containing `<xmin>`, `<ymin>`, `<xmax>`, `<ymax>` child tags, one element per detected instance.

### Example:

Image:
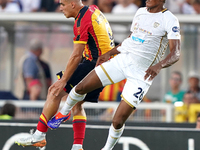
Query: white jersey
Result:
<box><xmin>117</xmin><ymin>7</ymin><xmax>180</xmax><ymax>70</ymax></box>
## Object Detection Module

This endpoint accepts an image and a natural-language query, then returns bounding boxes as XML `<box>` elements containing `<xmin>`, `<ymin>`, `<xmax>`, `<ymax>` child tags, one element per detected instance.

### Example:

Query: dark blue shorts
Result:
<box><xmin>56</xmin><ymin>59</ymin><xmax>103</xmax><ymax>103</ymax></box>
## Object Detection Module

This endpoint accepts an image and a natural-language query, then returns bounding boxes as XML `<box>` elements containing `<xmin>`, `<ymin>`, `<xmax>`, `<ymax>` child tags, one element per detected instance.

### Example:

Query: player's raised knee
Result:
<box><xmin>75</xmin><ymin>83</ymin><xmax>87</xmax><ymax>95</ymax></box>
<box><xmin>112</xmin><ymin>119</ymin><xmax>124</xmax><ymax>129</ymax></box>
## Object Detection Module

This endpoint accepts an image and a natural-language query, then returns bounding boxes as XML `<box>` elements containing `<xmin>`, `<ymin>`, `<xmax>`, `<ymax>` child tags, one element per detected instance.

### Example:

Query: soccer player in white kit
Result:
<box><xmin>49</xmin><ymin>0</ymin><xmax>181</xmax><ymax>149</ymax></box>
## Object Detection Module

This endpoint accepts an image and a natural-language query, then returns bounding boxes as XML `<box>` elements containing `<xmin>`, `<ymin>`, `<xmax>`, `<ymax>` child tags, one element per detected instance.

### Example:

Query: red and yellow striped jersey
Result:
<box><xmin>73</xmin><ymin>5</ymin><xmax>114</xmax><ymax>61</ymax></box>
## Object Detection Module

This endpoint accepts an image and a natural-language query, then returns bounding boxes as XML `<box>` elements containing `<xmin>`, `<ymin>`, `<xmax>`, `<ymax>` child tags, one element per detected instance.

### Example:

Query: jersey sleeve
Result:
<box><xmin>165</xmin><ymin>14</ymin><xmax>181</xmax><ymax>39</ymax></box>
<box><xmin>73</xmin><ymin>19</ymin><xmax>91</xmax><ymax>44</ymax></box>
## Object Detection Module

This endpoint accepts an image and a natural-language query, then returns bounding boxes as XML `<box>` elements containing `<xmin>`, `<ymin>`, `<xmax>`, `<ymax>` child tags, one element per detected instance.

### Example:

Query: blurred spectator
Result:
<box><xmin>11</xmin><ymin>0</ymin><xmax>22</xmax><ymax>11</ymax></box>
<box><xmin>0</xmin><ymin>102</ymin><xmax>16</xmax><ymax>120</ymax></box>
<box><xmin>20</xmin><ymin>0</ymin><xmax>41</xmax><ymax>12</ymax></box>
<box><xmin>40</xmin><ymin>0</ymin><xmax>59</xmax><ymax>12</ymax></box>
<box><xmin>163</xmin><ymin>71</ymin><xmax>185</xmax><ymax>104</ymax></box>
<box><xmin>183</xmin><ymin>91</ymin><xmax>199</xmax><ymax>106</ymax></box>
<box><xmin>82</xmin><ymin>0</ymin><xmax>94</xmax><ymax>6</ymax></box>
<box><xmin>112</xmin><ymin>0</ymin><xmax>138</xmax><ymax>14</ymax></box>
<box><xmin>192</xmin><ymin>0</ymin><xmax>200</xmax><ymax>13</ymax></box>
<box><xmin>15</xmin><ymin>39</ymin><xmax>52</xmax><ymax>101</ymax></box>
<box><xmin>164</xmin><ymin>0</ymin><xmax>184</xmax><ymax>14</ymax></box>
<box><xmin>187</xmin><ymin>71</ymin><xmax>200</xmax><ymax>100</ymax></box>
<box><xmin>196</xmin><ymin>113</ymin><xmax>200</xmax><ymax>129</ymax></box>
<box><xmin>94</xmin><ymin>0</ymin><xmax>115</xmax><ymax>13</ymax></box>
<box><xmin>0</xmin><ymin>0</ymin><xmax>20</xmax><ymax>12</ymax></box>
<box><xmin>181</xmin><ymin>0</ymin><xmax>196</xmax><ymax>14</ymax></box>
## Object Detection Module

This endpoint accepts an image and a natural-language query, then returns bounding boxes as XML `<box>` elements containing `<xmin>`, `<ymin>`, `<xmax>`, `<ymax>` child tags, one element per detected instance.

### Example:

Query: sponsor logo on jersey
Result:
<box><xmin>132</xmin><ymin>36</ymin><xmax>145</xmax><ymax>43</ymax></box>
<box><xmin>133</xmin><ymin>23</ymin><xmax>152</xmax><ymax>35</ymax></box>
<box><xmin>139</xmin><ymin>28</ymin><xmax>152</xmax><ymax>35</ymax></box>
<box><xmin>172</xmin><ymin>26</ymin><xmax>180</xmax><ymax>32</ymax></box>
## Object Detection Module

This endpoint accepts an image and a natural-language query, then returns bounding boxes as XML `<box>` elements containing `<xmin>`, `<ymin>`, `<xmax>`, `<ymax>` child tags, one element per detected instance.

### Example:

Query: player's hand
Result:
<box><xmin>96</xmin><ymin>53</ymin><xmax>111</xmax><ymax>67</ymax></box>
<box><xmin>144</xmin><ymin>63</ymin><xmax>162</xmax><ymax>81</ymax></box>
<box><xmin>49</xmin><ymin>79</ymin><xmax>66</xmax><ymax>96</ymax></box>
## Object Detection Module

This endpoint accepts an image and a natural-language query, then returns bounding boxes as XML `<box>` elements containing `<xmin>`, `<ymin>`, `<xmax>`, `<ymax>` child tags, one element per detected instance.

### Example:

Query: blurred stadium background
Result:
<box><xmin>0</xmin><ymin>13</ymin><xmax>200</xmax><ymax>150</ymax></box>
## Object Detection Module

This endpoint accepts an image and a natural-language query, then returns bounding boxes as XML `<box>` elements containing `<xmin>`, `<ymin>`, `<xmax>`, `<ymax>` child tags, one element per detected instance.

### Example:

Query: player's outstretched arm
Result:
<box><xmin>96</xmin><ymin>44</ymin><xmax>121</xmax><ymax>67</ymax></box>
<box><xmin>159</xmin><ymin>39</ymin><xmax>181</xmax><ymax>68</ymax></box>
<box><xmin>49</xmin><ymin>43</ymin><xmax>85</xmax><ymax>96</ymax></box>
<box><xmin>144</xmin><ymin>39</ymin><xmax>181</xmax><ymax>81</ymax></box>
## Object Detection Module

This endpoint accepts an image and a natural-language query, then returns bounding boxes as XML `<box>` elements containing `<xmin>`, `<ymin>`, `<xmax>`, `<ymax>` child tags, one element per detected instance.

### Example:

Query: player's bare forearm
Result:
<box><xmin>49</xmin><ymin>43</ymin><xmax>85</xmax><ymax>96</ymax></box>
<box><xmin>96</xmin><ymin>46</ymin><xmax>120</xmax><ymax>66</ymax></box>
<box><xmin>108</xmin><ymin>32</ymin><xmax>131</xmax><ymax>56</ymax></box>
<box><xmin>109</xmin><ymin>46</ymin><xmax>121</xmax><ymax>56</ymax></box>
<box><xmin>144</xmin><ymin>39</ymin><xmax>180</xmax><ymax>81</ymax></box>
<box><xmin>61</xmin><ymin>43</ymin><xmax>85</xmax><ymax>82</ymax></box>
<box><xmin>62</xmin><ymin>54</ymin><xmax>82</xmax><ymax>82</ymax></box>
<box><xmin>96</xmin><ymin>33</ymin><xmax>131</xmax><ymax>66</ymax></box>
<box><xmin>160</xmin><ymin>39</ymin><xmax>181</xmax><ymax>68</ymax></box>
<box><xmin>103</xmin><ymin>33</ymin><xmax>131</xmax><ymax>57</ymax></box>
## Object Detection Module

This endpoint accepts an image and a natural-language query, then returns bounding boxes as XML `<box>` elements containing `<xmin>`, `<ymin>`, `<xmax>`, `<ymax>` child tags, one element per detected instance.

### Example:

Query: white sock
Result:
<box><xmin>34</xmin><ymin>130</ymin><xmax>46</xmax><ymax>139</ymax></box>
<box><xmin>71</xmin><ymin>144</ymin><xmax>82</xmax><ymax>150</ymax></box>
<box><xmin>60</xmin><ymin>86</ymin><xmax>86</xmax><ymax>115</ymax></box>
<box><xmin>102</xmin><ymin>124</ymin><xmax>125</xmax><ymax>150</ymax></box>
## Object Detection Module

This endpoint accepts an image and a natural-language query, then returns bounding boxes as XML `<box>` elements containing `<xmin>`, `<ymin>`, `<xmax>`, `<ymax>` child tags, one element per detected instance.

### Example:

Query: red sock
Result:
<box><xmin>73</xmin><ymin>116</ymin><xmax>87</xmax><ymax>145</ymax></box>
<box><xmin>37</xmin><ymin>113</ymin><xmax>48</xmax><ymax>132</ymax></box>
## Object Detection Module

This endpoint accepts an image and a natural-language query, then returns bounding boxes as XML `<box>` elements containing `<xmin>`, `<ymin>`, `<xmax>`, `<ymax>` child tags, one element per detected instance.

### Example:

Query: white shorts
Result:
<box><xmin>95</xmin><ymin>53</ymin><xmax>152</xmax><ymax>108</ymax></box>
